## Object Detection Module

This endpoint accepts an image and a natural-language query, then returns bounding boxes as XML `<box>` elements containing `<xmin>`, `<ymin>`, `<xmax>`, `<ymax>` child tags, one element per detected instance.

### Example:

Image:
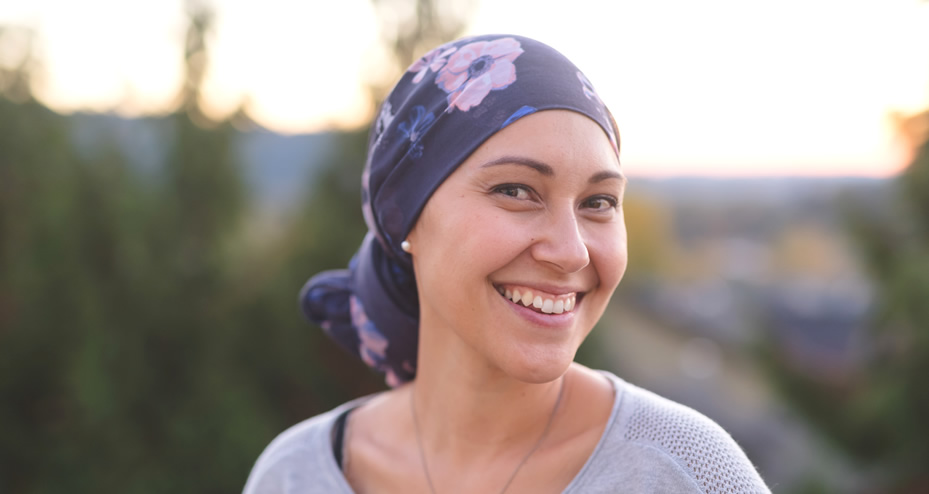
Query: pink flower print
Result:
<box><xmin>435</xmin><ymin>37</ymin><xmax>523</xmax><ymax>112</ymax></box>
<box><xmin>409</xmin><ymin>45</ymin><xmax>457</xmax><ymax>83</ymax></box>
<box><xmin>386</xmin><ymin>360</ymin><xmax>415</xmax><ymax>388</ymax></box>
<box><xmin>350</xmin><ymin>296</ymin><xmax>389</xmax><ymax>369</ymax></box>
<box><xmin>385</xmin><ymin>369</ymin><xmax>402</xmax><ymax>388</ymax></box>
<box><xmin>359</xmin><ymin>321</ymin><xmax>389</xmax><ymax>369</ymax></box>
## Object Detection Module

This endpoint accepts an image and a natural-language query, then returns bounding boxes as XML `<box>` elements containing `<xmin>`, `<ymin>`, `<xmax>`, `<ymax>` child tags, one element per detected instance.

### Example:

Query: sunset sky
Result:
<box><xmin>1</xmin><ymin>0</ymin><xmax>928</xmax><ymax>177</ymax></box>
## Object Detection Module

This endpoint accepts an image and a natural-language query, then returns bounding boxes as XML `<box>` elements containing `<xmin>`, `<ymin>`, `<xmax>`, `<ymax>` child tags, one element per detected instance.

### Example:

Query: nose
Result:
<box><xmin>530</xmin><ymin>207</ymin><xmax>590</xmax><ymax>273</ymax></box>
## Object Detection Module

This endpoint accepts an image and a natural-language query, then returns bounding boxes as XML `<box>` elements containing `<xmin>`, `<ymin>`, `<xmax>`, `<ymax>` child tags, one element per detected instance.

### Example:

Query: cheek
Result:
<box><xmin>589</xmin><ymin>222</ymin><xmax>628</xmax><ymax>290</ymax></box>
<box><xmin>450</xmin><ymin>209</ymin><xmax>533</xmax><ymax>263</ymax></box>
<box><xmin>414</xmin><ymin>207</ymin><xmax>520</xmax><ymax>285</ymax></box>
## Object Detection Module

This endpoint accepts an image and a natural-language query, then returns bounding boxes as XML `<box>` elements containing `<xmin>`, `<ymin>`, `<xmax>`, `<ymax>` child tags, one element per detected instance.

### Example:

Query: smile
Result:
<box><xmin>494</xmin><ymin>284</ymin><xmax>579</xmax><ymax>314</ymax></box>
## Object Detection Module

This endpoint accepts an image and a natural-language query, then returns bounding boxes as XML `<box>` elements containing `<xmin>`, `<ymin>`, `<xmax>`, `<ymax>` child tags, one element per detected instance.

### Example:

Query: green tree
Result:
<box><xmin>3</xmin><ymin>2</ymin><xmax>605</xmax><ymax>492</ymax></box>
<box><xmin>762</xmin><ymin>113</ymin><xmax>929</xmax><ymax>492</ymax></box>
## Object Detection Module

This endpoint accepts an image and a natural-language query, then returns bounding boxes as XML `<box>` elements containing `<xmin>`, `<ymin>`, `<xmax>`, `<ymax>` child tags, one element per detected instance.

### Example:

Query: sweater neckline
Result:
<box><xmin>320</xmin><ymin>370</ymin><xmax>627</xmax><ymax>493</ymax></box>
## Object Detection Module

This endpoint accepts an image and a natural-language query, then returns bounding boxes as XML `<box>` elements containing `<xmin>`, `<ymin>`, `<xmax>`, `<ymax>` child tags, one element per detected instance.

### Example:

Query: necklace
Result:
<box><xmin>409</xmin><ymin>376</ymin><xmax>566</xmax><ymax>494</ymax></box>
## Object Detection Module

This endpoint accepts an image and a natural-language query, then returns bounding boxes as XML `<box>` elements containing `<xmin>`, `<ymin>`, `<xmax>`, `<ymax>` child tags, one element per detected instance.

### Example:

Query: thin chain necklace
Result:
<box><xmin>409</xmin><ymin>376</ymin><xmax>566</xmax><ymax>494</ymax></box>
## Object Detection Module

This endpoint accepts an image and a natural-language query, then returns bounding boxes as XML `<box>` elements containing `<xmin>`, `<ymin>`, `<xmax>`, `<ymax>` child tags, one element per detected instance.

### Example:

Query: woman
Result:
<box><xmin>245</xmin><ymin>34</ymin><xmax>771</xmax><ymax>493</ymax></box>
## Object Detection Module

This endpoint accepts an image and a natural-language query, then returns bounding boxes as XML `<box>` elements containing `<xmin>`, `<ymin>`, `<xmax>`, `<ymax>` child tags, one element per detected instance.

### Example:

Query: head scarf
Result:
<box><xmin>301</xmin><ymin>34</ymin><xmax>620</xmax><ymax>386</ymax></box>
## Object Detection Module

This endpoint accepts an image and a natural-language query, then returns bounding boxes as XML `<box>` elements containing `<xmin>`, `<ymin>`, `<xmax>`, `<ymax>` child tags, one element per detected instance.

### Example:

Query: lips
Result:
<box><xmin>494</xmin><ymin>284</ymin><xmax>580</xmax><ymax>314</ymax></box>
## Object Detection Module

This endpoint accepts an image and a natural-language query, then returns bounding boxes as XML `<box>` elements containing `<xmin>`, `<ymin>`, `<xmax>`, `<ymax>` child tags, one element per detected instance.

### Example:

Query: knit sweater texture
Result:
<box><xmin>243</xmin><ymin>371</ymin><xmax>771</xmax><ymax>493</ymax></box>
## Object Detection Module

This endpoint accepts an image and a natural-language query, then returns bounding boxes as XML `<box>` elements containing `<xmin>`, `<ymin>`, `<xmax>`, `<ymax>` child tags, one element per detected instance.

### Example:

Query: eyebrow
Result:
<box><xmin>590</xmin><ymin>170</ymin><xmax>627</xmax><ymax>186</ymax></box>
<box><xmin>481</xmin><ymin>156</ymin><xmax>553</xmax><ymax>176</ymax></box>
<box><xmin>481</xmin><ymin>155</ymin><xmax>627</xmax><ymax>185</ymax></box>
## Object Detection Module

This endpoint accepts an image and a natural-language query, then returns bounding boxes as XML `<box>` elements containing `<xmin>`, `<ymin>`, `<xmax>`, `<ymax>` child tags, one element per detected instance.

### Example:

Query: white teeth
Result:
<box><xmin>501</xmin><ymin>286</ymin><xmax>578</xmax><ymax>314</ymax></box>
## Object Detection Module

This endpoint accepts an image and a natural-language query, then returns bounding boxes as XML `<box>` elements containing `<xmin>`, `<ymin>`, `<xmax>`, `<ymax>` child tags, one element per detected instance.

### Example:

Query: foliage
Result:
<box><xmin>0</xmin><ymin>1</ymin><xmax>630</xmax><ymax>492</ymax></box>
<box><xmin>760</xmin><ymin>125</ymin><xmax>929</xmax><ymax>491</ymax></box>
<box><xmin>0</xmin><ymin>9</ymin><xmax>383</xmax><ymax>494</ymax></box>
<box><xmin>0</xmin><ymin>93</ymin><xmax>384</xmax><ymax>494</ymax></box>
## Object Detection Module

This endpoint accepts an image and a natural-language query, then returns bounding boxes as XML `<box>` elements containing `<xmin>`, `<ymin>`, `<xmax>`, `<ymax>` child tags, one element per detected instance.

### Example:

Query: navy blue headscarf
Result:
<box><xmin>301</xmin><ymin>34</ymin><xmax>620</xmax><ymax>386</ymax></box>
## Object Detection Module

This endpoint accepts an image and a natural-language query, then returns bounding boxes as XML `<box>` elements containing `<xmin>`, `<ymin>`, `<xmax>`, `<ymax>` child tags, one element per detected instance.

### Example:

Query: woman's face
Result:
<box><xmin>407</xmin><ymin>110</ymin><xmax>627</xmax><ymax>383</ymax></box>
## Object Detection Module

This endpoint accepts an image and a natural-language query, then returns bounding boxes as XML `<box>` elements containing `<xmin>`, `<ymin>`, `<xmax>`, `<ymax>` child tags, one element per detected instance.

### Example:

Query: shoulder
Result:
<box><xmin>587</xmin><ymin>372</ymin><xmax>771</xmax><ymax>493</ymax></box>
<box><xmin>243</xmin><ymin>396</ymin><xmax>375</xmax><ymax>494</ymax></box>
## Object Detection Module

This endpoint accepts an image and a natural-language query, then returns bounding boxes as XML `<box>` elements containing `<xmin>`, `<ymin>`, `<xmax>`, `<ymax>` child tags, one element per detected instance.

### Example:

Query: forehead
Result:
<box><xmin>461</xmin><ymin>110</ymin><xmax>621</xmax><ymax>173</ymax></box>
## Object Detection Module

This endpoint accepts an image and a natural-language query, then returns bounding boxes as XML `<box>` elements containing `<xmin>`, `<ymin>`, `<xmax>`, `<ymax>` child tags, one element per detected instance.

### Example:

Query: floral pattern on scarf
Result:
<box><xmin>409</xmin><ymin>45</ymin><xmax>458</xmax><ymax>84</ymax></box>
<box><xmin>435</xmin><ymin>37</ymin><xmax>524</xmax><ymax>112</ymax></box>
<box><xmin>397</xmin><ymin>105</ymin><xmax>435</xmax><ymax>158</ymax></box>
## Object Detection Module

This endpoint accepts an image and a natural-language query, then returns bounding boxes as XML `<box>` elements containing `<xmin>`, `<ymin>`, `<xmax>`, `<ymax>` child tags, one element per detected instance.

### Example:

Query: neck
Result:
<box><xmin>411</xmin><ymin>344</ymin><xmax>568</xmax><ymax>460</ymax></box>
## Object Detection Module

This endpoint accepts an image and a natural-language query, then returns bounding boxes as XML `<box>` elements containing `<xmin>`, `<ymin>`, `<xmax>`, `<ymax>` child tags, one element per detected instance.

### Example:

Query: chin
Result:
<box><xmin>498</xmin><ymin>346</ymin><xmax>577</xmax><ymax>384</ymax></box>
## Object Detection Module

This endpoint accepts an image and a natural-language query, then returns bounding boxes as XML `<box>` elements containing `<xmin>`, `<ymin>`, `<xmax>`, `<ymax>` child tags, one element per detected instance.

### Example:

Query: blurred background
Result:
<box><xmin>1</xmin><ymin>0</ymin><xmax>928</xmax><ymax>492</ymax></box>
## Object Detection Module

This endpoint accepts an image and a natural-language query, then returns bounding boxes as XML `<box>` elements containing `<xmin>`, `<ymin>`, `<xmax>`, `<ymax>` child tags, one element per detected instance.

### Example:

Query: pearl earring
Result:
<box><xmin>401</xmin><ymin>240</ymin><xmax>412</xmax><ymax>253</ymax></box>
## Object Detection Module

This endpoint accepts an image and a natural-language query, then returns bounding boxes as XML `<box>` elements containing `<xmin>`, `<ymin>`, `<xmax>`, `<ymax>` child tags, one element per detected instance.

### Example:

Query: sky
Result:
<box><xmin>1</xmin><ymin>0</ymin><xmax>928</xmax><ymax>177</ymax></box>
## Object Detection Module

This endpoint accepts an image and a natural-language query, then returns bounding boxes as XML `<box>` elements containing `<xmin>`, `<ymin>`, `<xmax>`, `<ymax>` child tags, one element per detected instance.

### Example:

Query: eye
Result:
<box><xmin>582</xmin><ymin>195</ymin><xmax>618</xmax><ymax>212</ymax></box>
<box><xmin>493</xmin><ymin>184</ymin><xmax>532</xmax><ymax>200</ymax></box>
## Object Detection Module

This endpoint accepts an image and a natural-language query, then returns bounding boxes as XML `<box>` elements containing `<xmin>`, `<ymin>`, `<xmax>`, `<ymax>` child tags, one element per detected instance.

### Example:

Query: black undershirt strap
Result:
<box><xmin>331</xmin><ymin>409</ymin><xmax>352</xmax><ymax>470</ymax></box>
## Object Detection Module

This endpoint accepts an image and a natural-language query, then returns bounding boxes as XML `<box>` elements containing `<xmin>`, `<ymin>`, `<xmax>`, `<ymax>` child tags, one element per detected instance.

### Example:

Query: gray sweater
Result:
<box><xmin>244</xmin><ymin>371</ymin><xmax>771</xmax><ymax>493</ymax></box>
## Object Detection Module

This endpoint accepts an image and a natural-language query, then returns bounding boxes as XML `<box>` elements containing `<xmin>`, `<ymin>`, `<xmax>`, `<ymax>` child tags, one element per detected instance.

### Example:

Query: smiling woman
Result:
<box><xmin>244</xmin><ymin>34</ymin><xmax>771</xmax><ymax>494</ymax></box>
<box><xmin>407</xmin><ymin>111</ymin><xmax>627</xmax><ymax>386</ymax></box>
